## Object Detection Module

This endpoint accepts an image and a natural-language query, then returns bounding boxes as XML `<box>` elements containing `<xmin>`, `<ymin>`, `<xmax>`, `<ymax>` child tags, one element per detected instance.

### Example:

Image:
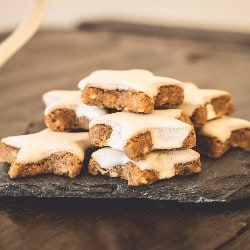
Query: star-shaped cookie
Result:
<box><xmin>179</xmin><ymin>82</ymin><xmax>234</xmax><ymax>127</ymax></box>
<box><xmin>197</xmin><ymin>116</ymin><xmax>250</xmax><ymax>158</ymax></box>
<box><xmin>78</xmin><ymin>69</ymin><xmax>184</xmax><ymax>113</ymax></box>
<box><xmin>0</xmin><ymin>129</ymin><xmax>90</xmax><ymax>178</ymax></box>
<box><xmin>43</xmin><ymin>90</ymin><xmax>108</xmax><ymax>131</ymax></box>
<box><xmin>89</xmin><ymin>110</ymin><xmax>196</xmax><ymax>161</ymax></box>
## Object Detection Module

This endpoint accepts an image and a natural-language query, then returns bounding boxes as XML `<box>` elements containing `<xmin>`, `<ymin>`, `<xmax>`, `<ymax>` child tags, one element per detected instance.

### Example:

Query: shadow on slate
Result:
<box><xmin>0</xmin><ymin>121</ymin><xmax>249</xmax><ymax>203</ymax></box>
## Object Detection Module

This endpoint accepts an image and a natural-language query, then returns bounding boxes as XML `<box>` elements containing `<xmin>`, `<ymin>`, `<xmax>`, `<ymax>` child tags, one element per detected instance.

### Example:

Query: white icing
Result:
<box><xmin>137</xmin><ymin>149</ymin><xmax>200</xmax><ymax>179</ymax></box>
<box><xmin>150</xmin><ymin>76</ymin><xmax>183</xmax><ymax>88</ymax></box>
<box><xmin>200</xmin><ymin>89</ymin><xmax>229</xmax><ymax>103</ymax></box>
<box><xmin>43</xmin><ymin>90</ymin><xmax>107</xmax><ymax>119</ymax></box>
<box><xmin>179</xmin><ymin>103</ymin><xmax>200</xmax><ymax>117</ymax></box>
<box><xmin>78</xmin><ymin>69</ymin><xmax>183</xmax><ymax>98</ymax></box>
<box><xmin>180</xmin><ymin>82</ymin><xmax>231</xmax><ymax>120</ymax></box>
<box><xmin>92</xmin><ymin>148</ymin><xmax>200</xmax><ymax>180</ymax></box>
<box><xmin>183</xmin><ymin>83</ymin><xmax>204</xmax><ymax>104</ymax></box>
<box><xmin>43</xmin><ymin>90</ymin><xmax>81</xmax><ymax>107</ymax></box>
<box><xmin>89</xmin><ymin>110</ymin><xmax>192</xmax><ymax>150</ymax></box>
<box><xmin>151</xmin><ymin>109</ymin><xmax>182</xmax><ymax>119</ymax></box>
<box><xmin>1</xmin><ymin>129</ymin><xmax>90</xmax><ymax>163</ymax></box>
<box><xmin>92</xmin><ymin>147</ymin><xmax>130</xmax><ymax>170</ymax></box>
<box><xmin>200</xmin><ymin>116</ymin><xmax>250</xmax><ymax>142</ymax></box>
<box><xmin>206</xmin><ymin>104</ymin><xmax>217</xmax><ymax>120</ymax></box>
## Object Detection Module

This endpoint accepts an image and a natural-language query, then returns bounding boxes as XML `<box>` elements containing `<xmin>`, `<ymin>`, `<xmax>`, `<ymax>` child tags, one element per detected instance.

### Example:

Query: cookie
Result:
<box><xmin>179</xmin><ymin>83</ymin><xmax>234</xmax><ymax>127</ymax></box>
<box><xmin>89</xmin><ymin>147</ymin><xmax>201</xmax><ymax>186</ymax></box>
<box><xmin>78</xmin><ymin>69</ymin><xmax>184</xmax><ymax>113</ymax></box>
<box><xmin>89</xmin><ymin>110</ymin><xmax>196</xmax><ymax>161</ymax></box>
<box><xmin>43</xmin><ymin>90</ymin><xmax>108</xmax><ymax>131</ymax></box>
<box><xmin>197</xmin><ymin>116</ymin><xmax>250</xmax><ymax>158</ymax></box>
<box><xmin>0</xmin><ymin>129</ymin><xmax>90</xmax><ymax>178</ymax></box>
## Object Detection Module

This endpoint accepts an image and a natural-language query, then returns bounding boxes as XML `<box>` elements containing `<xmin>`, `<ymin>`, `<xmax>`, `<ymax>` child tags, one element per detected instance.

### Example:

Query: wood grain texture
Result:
<box><xmin>0</xmin><ymin>198</ymin><xmax>249</xmax><ymax>250</ymax></box>
<box><xmin>0</xmin><ymin>22</ymin><xmax>249</xmax><ymax>249</ymax></box>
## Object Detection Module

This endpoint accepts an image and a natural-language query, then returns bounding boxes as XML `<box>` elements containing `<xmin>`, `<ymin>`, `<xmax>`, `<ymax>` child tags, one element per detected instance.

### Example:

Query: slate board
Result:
<box><xmin>0</xmin><ymin>122</ymin><xmax>249</xmax><ymax>203</ymax></box>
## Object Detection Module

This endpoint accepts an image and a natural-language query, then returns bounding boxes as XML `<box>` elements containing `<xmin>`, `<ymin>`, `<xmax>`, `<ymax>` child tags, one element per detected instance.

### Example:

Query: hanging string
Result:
<box><xmin>0</xmin><ymin>0</ymin><xmax>50</xmax><ymax>68</ymax></box>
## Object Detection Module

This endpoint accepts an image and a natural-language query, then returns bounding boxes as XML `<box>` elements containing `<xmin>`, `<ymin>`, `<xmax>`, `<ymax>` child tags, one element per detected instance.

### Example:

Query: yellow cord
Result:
<box><xmin>0</xmin><ymin>0</ymin><xmax>50</xmax><ymax>68</ymax></box>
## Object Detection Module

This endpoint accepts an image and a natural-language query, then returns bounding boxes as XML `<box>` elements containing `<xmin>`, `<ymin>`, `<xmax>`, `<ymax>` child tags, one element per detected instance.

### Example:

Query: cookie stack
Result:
<box><xmin>79</xmin><ymin>70</ymin><xmax>201</xmax><ymax>185</ymax></box>
<box><xmin>178</xmin><ymin>82</ymin><xmax>250</xmax><ymax>158</ymax></box>
<box><xmin>0</xmin><ymin>69</ymin><xmax>249</xmax><ymax>186</ymax></box>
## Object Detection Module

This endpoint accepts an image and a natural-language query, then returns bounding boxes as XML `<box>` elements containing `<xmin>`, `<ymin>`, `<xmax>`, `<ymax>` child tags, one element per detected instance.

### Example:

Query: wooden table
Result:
<box><xmin>0</xmin><ymin>22</ymin><xmax>249</xmax><ymax>250</ymax></box>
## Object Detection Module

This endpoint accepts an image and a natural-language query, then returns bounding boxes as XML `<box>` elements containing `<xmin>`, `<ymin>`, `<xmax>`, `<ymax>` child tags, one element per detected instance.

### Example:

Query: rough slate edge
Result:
<box><xmin>0</xmin><ymin>121</ymin><xmax>249</xmax><ymax>203</ymax></box>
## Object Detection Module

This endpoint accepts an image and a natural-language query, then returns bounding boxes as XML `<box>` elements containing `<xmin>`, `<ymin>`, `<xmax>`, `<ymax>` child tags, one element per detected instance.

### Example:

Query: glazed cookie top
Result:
<box><xmin>180</xmin><ymin>82</ymin><xmax>232</xmax><ymax>119</ymax></box>
<box><xmin>78</xmin><ymin>69</ymin><xmax>183</xmax><ymax>98</ymax></box>
<box><xmin>200</xmin><ymin>116</ymin><xmax>250</xmax><ymax>142</ymax></box>
<box><xmin>1</xmin><ymin>129</ymin><xmax>90</xmax><ymax>163</ymax></box>
<box><xmin>91</xmin><ymin>147</ymin><xmax>200</xmax><ymax>179</ymax></box>
<box><xmin>90</xmin><ymin>110</ymin><xmax>193</xmax><ymax>150</ymax></box>
<box><xmin>151</xmin><ymin>109</ymin><xmax>183</xmax><ymax>118</ymax></box>
<box><xmin>43</xmin><ymin>90</ymin><xmax>107</xmax><ymax>119</ymax></box>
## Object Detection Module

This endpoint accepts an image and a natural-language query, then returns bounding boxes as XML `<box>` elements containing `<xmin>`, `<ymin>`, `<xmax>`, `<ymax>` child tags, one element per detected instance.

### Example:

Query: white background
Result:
<box><xmin>0</xmin><ymin>0</ymin><xmax>250</xmax><ymax>33</ymax></box>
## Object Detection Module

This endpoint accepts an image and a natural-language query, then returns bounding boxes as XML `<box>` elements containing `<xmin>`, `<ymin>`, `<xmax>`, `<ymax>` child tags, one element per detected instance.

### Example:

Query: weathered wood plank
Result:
<box><xmin>0</xmin><ymin>199</ymin><xmax>249</xmax><ymax>250</ymax></box>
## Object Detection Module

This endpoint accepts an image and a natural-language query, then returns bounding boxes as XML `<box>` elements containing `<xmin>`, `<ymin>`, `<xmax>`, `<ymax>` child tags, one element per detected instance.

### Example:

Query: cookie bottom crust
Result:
<box><xmin>230</xmin><ymin>128</ymin><xmax>250</xmax><ymax>148</ymax></box>
<box><xmin>190</xmin><ymin>105</ymin><xmax>207</xmax><ymax>128</ymax></box>
<box><xmin>154</xmin><ymin>85</ymin><xmax>184</xmax><ymax>109</ymax></box>
<box><xmin>82</xmin><ymin>87</ymin><xmax>154</xmax><ymax>113</ymax></box>
<box><xmin>88</xmin><ymin>158</ymin><xmax>201</xmax><ymax>186</ymax></box>
<box><xmin>0</xmin><ymin>142</ymin><xmax>19</xmax><ymax>163</ymax></box>
<box><xmin>210</xmin><ymin>95</ymin><xmax>234</xmax><ymax>117</ymax></box>
<box><xmin>197</xmin><ymin>128</ymin><xmax>250</xmax><ymax>158</ymax></box>
<box><xmin>196</xmin><ymin>135</ymin><xmax>230</xmax><ymax>158</ymax></box>
<box><xmin>45</xmin><ymin>108</ymin><xmax>89</xmax><ymax>131</ymax></box>
<box><xmin>0</xmin><ymin>142</ymin><xmax>82</xmax><ymax>178</ymax></box>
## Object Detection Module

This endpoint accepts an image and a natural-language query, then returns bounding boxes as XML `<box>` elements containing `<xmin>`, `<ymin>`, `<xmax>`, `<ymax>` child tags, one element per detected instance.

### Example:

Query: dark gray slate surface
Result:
<box><xmin>0</xmin><ymin>122</ymin><xmax>249</xmax><ymax>203</ymax></box>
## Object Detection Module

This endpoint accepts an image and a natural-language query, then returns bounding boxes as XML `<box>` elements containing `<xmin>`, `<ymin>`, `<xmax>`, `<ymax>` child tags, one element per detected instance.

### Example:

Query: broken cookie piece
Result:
<box><xmin>89</xmin><ymin>110</ymin><xmax>196</xmax><ymax>161</ymax></box>
<box><xmin>197</xmin><ymin>116</ymin><xmax>250</xmax><ymax>158</ymax></box>
<box><xmin>43</xmin><ymin>90</ymin><xmax>108</xmax><ymax>131</ymax></box>
<box><xmin>179</xmin><ymin>83</ymin><xmax>234</xmax><ymax>127</ymax></box>
<box><xmin>78</xmin><ymin>69</ymin><xmax>184</xmax><ymax>113</ymax></box>
<box><xmin>0</xmin><ymin>129</ymin><xmax>90</xmax><ymax>178</ymax></box>
<box><xmin>89</xmin><ymin>147</ymin><xmax>201</xmax><ymax>186</ymax></box>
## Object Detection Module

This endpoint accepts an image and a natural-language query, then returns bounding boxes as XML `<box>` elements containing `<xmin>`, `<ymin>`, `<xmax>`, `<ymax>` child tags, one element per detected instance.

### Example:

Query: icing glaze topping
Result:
<box><xmin>43</xmin><ymin>90</ymin><xmax>107</xmax><ymax>119</ymax></box>
<box><xmin>92</xmin><ymin>147</ymin><xmax>200</xmax><ymax>179</ymax></box>
<box><xmin>78</xmin><ymin>69</ymin><xmax>183</xmax><ymax>98</ymax></box>
<box><xmin>90</xmin><ymin>110</ymin><xmax>192</xmax><ymax>150</ymax></box>
<box><xmin>1</xmin><ymin>129</ymin><xmax>90</xmax><ymax>163</ymax></box>
<box><xmin>151</xmin><ymin>109</ymin><xmax>183</xmax><ymax>118</ymax></box>
<box><xmin>200</xmin><ymin>116</ymin><xmax>250</xmax><ymax>142</ymax></box>
<box><xmin>180</xmin><ymin>82</ymin><xmax>231</xmax><ymax>119</ymax></box>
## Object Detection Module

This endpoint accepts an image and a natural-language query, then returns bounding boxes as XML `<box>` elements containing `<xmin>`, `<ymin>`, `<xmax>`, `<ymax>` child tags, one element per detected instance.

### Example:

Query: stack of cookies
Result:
<box><xmin>178</xmin><ymin>82</ymin><xmax>250</xmax><ymax>158</ymax></box>
<box><xmin>0</xmin><ymin>69</ymin><xmax>249</xmax><ymax>186</ymax></box>
<box><xmin>78</xmin><ymin>70</ymin><xmax>201</xmax><ymax>185</ymax></box>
